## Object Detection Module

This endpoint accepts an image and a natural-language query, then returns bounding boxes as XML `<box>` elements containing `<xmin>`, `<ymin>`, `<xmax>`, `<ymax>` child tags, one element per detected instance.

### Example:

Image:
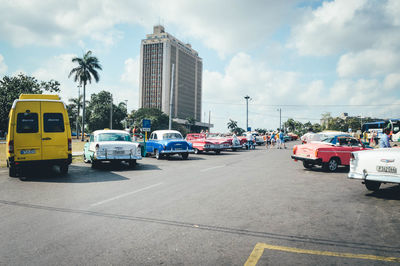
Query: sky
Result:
<box><xmin>1</xmin><ymin>0</ymin><xmax>400</xmax><ymax>132</ymax></box>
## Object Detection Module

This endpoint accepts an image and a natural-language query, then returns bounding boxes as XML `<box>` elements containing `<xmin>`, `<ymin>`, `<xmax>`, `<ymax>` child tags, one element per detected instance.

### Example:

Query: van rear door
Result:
<box><xmin>14</xmin><ymin>101</ymin><xmax>42</xmax><ymax>161</ymax></box>
<box><xmin>41</xmin><ymin>102</ymin><xmax>68</xmax><ymax>160</ymax></box>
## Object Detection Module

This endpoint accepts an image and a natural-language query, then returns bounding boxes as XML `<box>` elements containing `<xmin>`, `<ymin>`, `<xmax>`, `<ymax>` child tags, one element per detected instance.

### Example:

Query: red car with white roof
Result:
<box><xmin>291</xmin><ymin>134</ymin><xmax>369</xmax><ymax>172</ymax></box>
<box><xmin>186</xmin><ymin>133</ymin><xmax>231</xmax><ymax>154</ymax></box>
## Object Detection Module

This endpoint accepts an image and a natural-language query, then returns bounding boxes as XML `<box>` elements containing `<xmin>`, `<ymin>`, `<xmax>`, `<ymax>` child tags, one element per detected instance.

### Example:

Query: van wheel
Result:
<box><xmin>365</xmin><ymin>180</ymin><xmax>381</xmax><ymax>191</ymax></box>
<box><xmin>9</xmin><ymin>165</ymin><xmax>17</xmax><ymax>177</ymax></box>
<box><xmin>60</xmin><ymin>164</ymin><xmax>69</xmax><ymax>175</ymax></box>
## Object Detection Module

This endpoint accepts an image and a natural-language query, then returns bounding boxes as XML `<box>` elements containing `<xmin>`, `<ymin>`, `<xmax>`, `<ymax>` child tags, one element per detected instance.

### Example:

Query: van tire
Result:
<box><xmin>9</xmin><ymin>165</ymin><xmax>17</xmax><ymax>177</ymax></box>
<box><xmin>60</xmin><ymin>164</ymin><xmax>69</xmax><ymax>175</ymax></box>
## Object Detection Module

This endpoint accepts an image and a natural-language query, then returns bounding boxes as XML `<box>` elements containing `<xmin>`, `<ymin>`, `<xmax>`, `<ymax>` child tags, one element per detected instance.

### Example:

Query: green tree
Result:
<box><xmin>227</xmin><ymin>119</ymin><xmax>238</xmax><ymax>132</ymax></box>
<box><xmin>69</xmin><ymin>50</ymin><xmax>102</xmax><ymax>140</ymax></box>
<box><xmin>132</xmin><ymin>108</ymin><xmax>170</xmax><ymax>132</ymax></box>
<box><xmin>0</xmin><ymin>73</ymin><xmax>60</xmax><ymax>132</ymax></box>
<box><xmin>86</xmin><ymin>91</ymin><xmax>127</xmax><ymax>131</ymax></box>
<box><xmin>67</xmin><ymin>95</ymin><xmax>84</xmax><ymax>138</ymax></box>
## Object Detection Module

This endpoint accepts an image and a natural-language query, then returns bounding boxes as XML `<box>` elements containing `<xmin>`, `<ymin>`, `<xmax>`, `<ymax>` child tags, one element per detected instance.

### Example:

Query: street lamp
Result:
<box><xmin>277</xmin><ymin>108</ymin><xmax>282</xmax><ymax>131</ymax></box>
<box><xmin>124</xmin><ymin>100</ymin><xmax>128</xmax><ymax>129</ymax></box>
<box><xmin>76</xmin><ymin>85</ymin><xmax>81</xmax><ymax>139</ymax></box>
<box><xmin>244</xmin><ymin>95</ymin><xmax>250</xmax><ymax>131</ymax></box>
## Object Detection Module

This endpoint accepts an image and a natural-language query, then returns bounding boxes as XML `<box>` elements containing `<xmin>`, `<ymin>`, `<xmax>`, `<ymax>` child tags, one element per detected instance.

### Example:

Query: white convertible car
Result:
<box><xmin>348</xmin><ymin>148</ymin><xmax>400</xmax><ymax>191</ymax></box>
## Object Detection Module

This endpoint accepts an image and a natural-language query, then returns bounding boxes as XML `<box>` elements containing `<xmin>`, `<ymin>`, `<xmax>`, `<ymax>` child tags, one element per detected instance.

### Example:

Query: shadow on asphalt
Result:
<box><xmin>366</xmin><ymin>185</ymin><xmax>400</xmax><ymax>200</ymax></box>
<box><xmin>304</xmin><ymin>167</ymin><xmax>349</xmax><ymax>174</ymax></box>
<box><xmin>92</xmin><ymin>161</ymin><xmax>161</xmax><ymax>172</ymax></box>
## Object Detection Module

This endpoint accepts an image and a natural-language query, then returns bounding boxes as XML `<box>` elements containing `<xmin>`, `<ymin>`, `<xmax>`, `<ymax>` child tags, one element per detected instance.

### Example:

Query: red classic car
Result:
<box><xmin>291</xmin><ymin>134</ymin><xmax>369</xmax><ymax>172</ymax></box>
<box><xmin>186</xmin><ymin>133</ymin><xmax>231</xmax><ymax>154</ymax></box>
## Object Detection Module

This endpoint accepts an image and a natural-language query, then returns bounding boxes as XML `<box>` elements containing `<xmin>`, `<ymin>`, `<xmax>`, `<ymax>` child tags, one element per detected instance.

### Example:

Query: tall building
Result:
<box><xmin>139</xmin><ymin>25</ymin><xmax>203</xmax><ymax>122</ymax></box>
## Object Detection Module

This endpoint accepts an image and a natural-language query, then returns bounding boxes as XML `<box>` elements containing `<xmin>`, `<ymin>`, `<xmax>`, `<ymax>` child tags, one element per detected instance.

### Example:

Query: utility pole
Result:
<box><xmin>169</xmin><ymin>64</ymin><xmax>175</xmax><ymax>130</ymax></box>
<box><xmin>76</xmin><ymin>85</ymin><xmax>81</xmax><ymax>139</ymax></box>
<box><xmin>277</xmin><ymin>108</ymin><xmax>282</xmax><ymax>131</ymax></box>
<box><xmin>244</xmin><ymin>95</ymin><xmax>250</xmax><ymax>131</ymax></box>
<box><xmin>110</xmin><ymin>94</ymin><xmax>113</xmax><ymax>129</ymax></box>
<box><xmin>124</xmin><ymin>100</ymin><xmax>128</xmax><ymax>129</ymax></box>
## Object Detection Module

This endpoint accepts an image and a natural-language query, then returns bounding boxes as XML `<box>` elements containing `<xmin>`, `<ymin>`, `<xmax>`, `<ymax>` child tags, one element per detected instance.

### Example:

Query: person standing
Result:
<box><xmin>380</xmin><ymin>128</ymin><xmax>391</xmax><ymax>148</ymax></box>
<box><xmin>279</xmin><ymin>130</ymin><xmax>286</xmax><ymax>149</ymax></box>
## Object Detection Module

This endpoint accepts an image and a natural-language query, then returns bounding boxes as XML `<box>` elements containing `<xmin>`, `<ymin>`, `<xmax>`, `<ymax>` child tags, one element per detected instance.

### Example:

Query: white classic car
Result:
<box><xmin>348</xmin><ymin>148</ymin><xmax>400</xmax><ymax>191</ymax></box>
<box><xmin>83</xmin><ymin>129</ymin><xmax>142</xmax><ymax>168</ymax></box>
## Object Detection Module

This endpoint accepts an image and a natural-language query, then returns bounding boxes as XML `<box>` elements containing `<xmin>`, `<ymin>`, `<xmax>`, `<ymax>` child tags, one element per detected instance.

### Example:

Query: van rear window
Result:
<box><xmin>17</xmin><ymin>113</ymin><xmax>39</xmax><ymax>133</ymax></box>
<box><xmin>44</xmin><ymin>113</ymin><xmax>64</xmax><ymax>132</ymax></box>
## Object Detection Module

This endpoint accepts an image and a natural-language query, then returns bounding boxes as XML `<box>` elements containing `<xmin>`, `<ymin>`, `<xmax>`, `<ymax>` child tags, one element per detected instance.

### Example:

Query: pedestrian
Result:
<box><xmin>276</xmin><ymin>131</ymin><xmax>281</xmax><ymax>149</ymax></box>
<box><xmin>271</xmin><ymin>132</ymin><xmax>276</xmax><ymax>148</ymax></box>
<box><xmin>132</xmin><ymin>126</ymin><xmax>138</xmax><ymax>141</ymax></box>
<box><xmin>380</xmin><ymin>128</ymin><xmax>391</xmax><ymax>148</ymax></box>
<box><xmin>279</xmin><ymin>130</ymin><xmax>286</xmax><ymax>149</ymax></box>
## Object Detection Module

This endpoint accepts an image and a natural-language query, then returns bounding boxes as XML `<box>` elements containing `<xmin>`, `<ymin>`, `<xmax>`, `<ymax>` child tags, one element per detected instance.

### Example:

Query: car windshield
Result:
<box><xmin>96</xmin><ymin>133</ymin><xmax>131</xmax><ymax>142</ymax></box>
<box><xmin>321</xmin><ymin>136</ymin><xmax>335</xmax><ymax>143</ymax></box>
<box><xmin>162</xmin><ymin>133</ymin><xmax>183</xmax><ymax>140</ymax></box>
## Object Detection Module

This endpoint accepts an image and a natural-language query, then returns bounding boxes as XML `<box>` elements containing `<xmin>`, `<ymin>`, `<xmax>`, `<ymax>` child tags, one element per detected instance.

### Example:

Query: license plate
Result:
<box><xmin>175</xmin><ymin>147</ymin><xmax>184</xmax><ymax>150</ymax></box>
<box><xmin>21</xmin><ymin>149</ymin><xmax>35</xmax><ymax>154</ymax></box>
<box><xmin>114</xmin><ymin>150</ymin><xmax>125</xmax><ymax>155</ymax></box>
<box><xmin>376</xmin><ymin>165</ymin><xmax>397</xmax><ymax>173</ymax></box>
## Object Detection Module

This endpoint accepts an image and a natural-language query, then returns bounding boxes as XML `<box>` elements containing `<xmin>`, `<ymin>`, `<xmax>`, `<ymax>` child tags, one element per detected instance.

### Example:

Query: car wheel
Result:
<box><xmin>365</xmin><ymin>180</ymin><xmax>381</xmax><ymax>191</ymax></box>
<box><xmin>91</xmin><ymin>161</ymin><xmax>100</xmax><ymax>169</ymax></box>
<box><xmin>60</xmin><ymin>164</ymin><xmax>69</xmax><ymax>175</ymax></box>
<box><xmin>194</xmin><ymin>148</ymin><xmax>199</xmax><ymax>154</ymax></box>
<box><xmin>155</xmin><ymin>149</ymin><xmax>162</xmax><ymax>160</ymax></box>
<box><xmin>9</xmin><ymin>164</ymin><xmax>17</xmax><ymax>177</ymax></box>
<box><xmin>181</xmin><ymin>153</ymin><xmax>189</xmax><ymax>160</ymax></box>
<box><xmin>129</xmin><ymin>159</ymin><xmax>137</xmax><ymax>168</ymax></box>
<box><xmin>215</xmin><ymin>150</ymin><xmax>221</xmax><ymax>155</ymax></box>
<box><xmin>303</xmin><ymin>161</ymin><xmax>313</xmax><ymax>169</ymax></box>
<box><xmin>232</xmin><ymin>148</ymin><xmax>237</xmax><ymax>151</ymax></box>
<box><xmin>325</xmin><ymin>158</ymin><xmax>339</xmax><ymax>172</ymax></box>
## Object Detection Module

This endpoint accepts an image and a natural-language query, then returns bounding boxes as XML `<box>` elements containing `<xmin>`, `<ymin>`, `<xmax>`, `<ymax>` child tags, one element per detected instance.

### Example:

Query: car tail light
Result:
<box><xmin>68</xmin><ymin>138</ymin><xmax>72</xmax><ymax>151</ymax></box>
<box><xmin>293</xmin><ymin>146</ymin><xmax>297</xmax><ymax>154</ymax></box>
<box><xmin>314</xmin><ymin>149</ymin><xmax>318</xmax><ymax>158</ymax></box>
<box><xmin>8</xmin><ymin>140</ymin><xmax>14</xmax><ymax>154</ymax></box>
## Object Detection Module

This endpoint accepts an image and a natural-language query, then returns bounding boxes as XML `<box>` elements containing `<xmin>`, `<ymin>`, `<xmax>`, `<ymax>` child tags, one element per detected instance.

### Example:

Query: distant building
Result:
<box><xmin>139</xmin><ymin>25</ymin><xmax>203</xmax><ymax>122</ymax></box>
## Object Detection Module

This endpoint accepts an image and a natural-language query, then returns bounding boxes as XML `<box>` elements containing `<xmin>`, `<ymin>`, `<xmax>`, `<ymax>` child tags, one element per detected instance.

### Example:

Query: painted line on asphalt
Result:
<box><xmin>200</xmin><ymin>165</ymin><xmax>225</xmax><ymax>172</ymax></box>
<box><xmin>90</xmin><ymin>183</ymin><xmax>163</xmax><ymax>207</ymax></box>
<box><xmin>244</xmin><ymin>242</ymin><xmax>400</xmax><ymax>266</ymax></box>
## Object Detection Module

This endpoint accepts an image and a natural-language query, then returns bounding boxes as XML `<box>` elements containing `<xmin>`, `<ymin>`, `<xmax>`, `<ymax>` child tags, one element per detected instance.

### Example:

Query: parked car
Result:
<box><xmin>83</xmin><ymin>129</ymin><xmax>142</xmax><ymax>168</ymax></box>
<box><xmin>348</xmin><ymin>148</ymin><xmax>400</xmax><ymax>191</ymax></box>
<box><xmin>291</xmin><ymin>135</ymin><xmax>369</xmax><ymax>172</ymax></box>
<box><xmin>6</xmin><ymin>94</ymin><xmax>72</xmax><ymax>178</ymax></box>
<box><xmin>186</xmin><ymin>133</ymin><xmax>231</xmax><ymax>154</ymax></box>
<box><xmin>146</xmin><ymin>130</ymin><xmax>194</xmax><ymax>159</ymax></box>
<box><xmin>301</xmin><ymin>131</ymin><xmax>349</xmax><ymax>144</ymax></box>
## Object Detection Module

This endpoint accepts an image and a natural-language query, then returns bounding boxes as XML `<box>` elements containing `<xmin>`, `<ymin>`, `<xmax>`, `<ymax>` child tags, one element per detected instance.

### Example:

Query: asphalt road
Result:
<box><xmin>1</xmin><ymin>141</ymin><xmax>400</xmax><ymax>265</ymax></box>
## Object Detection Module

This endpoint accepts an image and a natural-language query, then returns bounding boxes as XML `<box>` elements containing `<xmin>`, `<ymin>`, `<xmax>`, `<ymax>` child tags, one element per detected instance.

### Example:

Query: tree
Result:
<box><xmin>227</xmin><ymin>119</ymin><xmax>238</xmax><ymax>132</ymax></box>
<box><xmin>69</xmin><ymin>50</ymin><xmax>102</xmax><ymax>140</ymax></box>
<box><xmin>86</xmin><ymin>91</ymin><xmax>127</xmax><ymax>131</ymax></box>
<box><xmin>67</xmin><ymin>95</ymin><xmax>84</xmax><ymax>138</ymax></box>
<box><xmin>186</xmin><ymin>116</ymin><xmax>196</xmax><ymax>132</ymax></box>
<box><xmin>0</xmin><ymin>73</ymin><xmax>60</xmax><ymax>132</ymax></box>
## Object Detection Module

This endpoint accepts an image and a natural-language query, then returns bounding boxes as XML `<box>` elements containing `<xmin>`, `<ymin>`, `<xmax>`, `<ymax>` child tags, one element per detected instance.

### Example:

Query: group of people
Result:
<box><xmin>264</xmin><ymin>130</ymin><xmax>287</xmax><ymax>149</ymax></box>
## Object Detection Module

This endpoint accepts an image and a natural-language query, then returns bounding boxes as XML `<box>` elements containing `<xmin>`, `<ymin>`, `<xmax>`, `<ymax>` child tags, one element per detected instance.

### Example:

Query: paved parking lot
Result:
<box><xmin>1</xmin><ymin>141</ymin><xmax>400</xmax><ymax>265</ymax></box>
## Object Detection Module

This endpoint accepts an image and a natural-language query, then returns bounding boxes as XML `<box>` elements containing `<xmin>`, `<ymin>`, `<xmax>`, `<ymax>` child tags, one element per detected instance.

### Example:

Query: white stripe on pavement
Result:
<box><xmin>200</xmin><ymin>165</ymin><xmax>225</xmax><ymax>172</ymax></box>
<box><xmin>90</xmin><ymin>183</ymin><xmax>163</xmax><ymax>207</ymax></box>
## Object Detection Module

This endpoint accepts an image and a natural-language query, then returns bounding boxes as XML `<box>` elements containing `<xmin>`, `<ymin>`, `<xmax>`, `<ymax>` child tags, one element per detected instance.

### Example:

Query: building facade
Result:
<box><xmin>139</xmin><ymin>25</ymin><xmax>203</xmax><ymax>122</ymax></box>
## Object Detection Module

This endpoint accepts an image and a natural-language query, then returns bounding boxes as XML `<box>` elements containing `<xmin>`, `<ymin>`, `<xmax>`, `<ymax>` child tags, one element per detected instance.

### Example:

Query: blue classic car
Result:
<box><xmin>146</xmin><ymin>130</ymin><xmax>194</xmax><ymax>160</ymax></box>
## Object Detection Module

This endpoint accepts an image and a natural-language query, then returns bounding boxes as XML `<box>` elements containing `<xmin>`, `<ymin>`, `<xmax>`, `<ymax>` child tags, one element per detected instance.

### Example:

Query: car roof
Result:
<box><xmin>152</xmin><ymin>130</ymin><xmax>181</xmax><ymax>135</ymax></box>
<box><xmin>93</xmin><ymin>129</ymin><xmax>130</xmax><ymax>135</ymax></box>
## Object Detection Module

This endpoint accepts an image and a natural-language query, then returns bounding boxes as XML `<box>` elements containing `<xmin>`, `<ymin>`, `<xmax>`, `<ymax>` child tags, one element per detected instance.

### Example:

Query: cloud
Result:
<box><xmin>0</xmin><ymin>0</ymin><xmax>298</xmax><ymax>56</ymax></box>
<box><xmin>121</xmin><ymin>56</ymin><xmax>140</xmax><ymax>85</ymax></box>
<box><xmin>384</xmin><ymin>73</ymin><xmax>400</xmax><ymax>90</ymax></box>
<box><xmin>0</xmin><ymin>54</ymin><xmax>7</xmax><ymax>75</ymax></box>
<box><xmin>289</xmin><ymin>0</ymin><xmax>400</xmax><ymax>56</ymax></box>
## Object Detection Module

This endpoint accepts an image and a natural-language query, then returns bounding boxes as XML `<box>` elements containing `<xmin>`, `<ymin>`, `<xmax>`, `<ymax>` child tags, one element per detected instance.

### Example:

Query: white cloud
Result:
<box><xmin>121</xmin><ymin>57</ymin><xmax>140</xmax><ymax>85</ymax></box>
<box><xmin>384</xmin><ymin>73</ymin><xmax>400</xmax><ymax>90</ymax></box>
<box><xmin>337</xmin><ymin>49</ymin><xmax>400</xmax><ymax>78</ymax></box>
<box><xmin>0</xmin><ymin>54</ymin><xmax>7</xmax><ymax>75</ymax></box>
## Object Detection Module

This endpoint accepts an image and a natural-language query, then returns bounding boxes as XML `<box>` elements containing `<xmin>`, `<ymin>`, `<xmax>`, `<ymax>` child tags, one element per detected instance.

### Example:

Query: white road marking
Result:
<box><xmin>200</xmin><ymin>165</ymin><xmax>225</xmax><ymax>172</ymax></box>
<box><xmin>90</xmin><ymin>183</ymin><xmax>163</xmax><ymax>207</ymax></box>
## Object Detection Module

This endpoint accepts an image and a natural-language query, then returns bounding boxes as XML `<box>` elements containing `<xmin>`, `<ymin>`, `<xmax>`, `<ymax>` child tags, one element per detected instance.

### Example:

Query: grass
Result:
<box><xmin>0</xmin><ymin>141</ymin><xmax>86</xmax><ymax>167</ymax></box>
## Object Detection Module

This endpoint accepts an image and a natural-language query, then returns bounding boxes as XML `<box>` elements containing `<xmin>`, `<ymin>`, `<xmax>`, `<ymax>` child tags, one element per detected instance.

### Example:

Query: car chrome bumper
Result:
<box><xmin>161</xmin><ymin>149</ymin><xmax>194</xmax><ymax>154</ymax></box>
<box><xmin>94</xmin><ymin>154</ymin><xmax>142</xmax><ymax>160</ymax></box>
<box><xmin>348</xmin><ymin>172</ymin><xmax>400</xmax><ymax>184</ymax></box>
<box><xmin>291</xmin><ymin>155</ymin><xmax>322</xmax><ymax>165</ymax></box>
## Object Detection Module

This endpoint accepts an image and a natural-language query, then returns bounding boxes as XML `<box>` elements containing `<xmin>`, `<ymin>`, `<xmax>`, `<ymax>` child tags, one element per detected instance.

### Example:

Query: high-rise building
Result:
<box><xmin>139</xmin><ymin>25</ymin><xmax>203</xmax><ymax>122</ymax></box>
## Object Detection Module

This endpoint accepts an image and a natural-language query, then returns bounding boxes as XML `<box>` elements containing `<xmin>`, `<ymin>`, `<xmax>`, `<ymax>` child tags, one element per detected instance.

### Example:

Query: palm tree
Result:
<box><xmin>68</xmin><ymin>51</ymin><xmax>102</xmax><ymax>141</ymax></box>
<box><xmin>227</xmin><ymin>119</ymin><xmax>238</xmax><ymax>132</ymax></box>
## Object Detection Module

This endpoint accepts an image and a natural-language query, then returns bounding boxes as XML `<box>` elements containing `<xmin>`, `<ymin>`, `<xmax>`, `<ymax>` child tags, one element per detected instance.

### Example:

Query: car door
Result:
<box><xmin>146</xmin><ymin>133</ymin><xmax>156</xmax><ymax>153</ymax></box>
<box><xmin>41</xmin><ymin>102</ymin><xmax>68</xmax><ymax>160</ymax></box>
<box><xmin>337</xmin><ymin>137</ymin><xmax>354</xmax><ymax>165</ymax></box>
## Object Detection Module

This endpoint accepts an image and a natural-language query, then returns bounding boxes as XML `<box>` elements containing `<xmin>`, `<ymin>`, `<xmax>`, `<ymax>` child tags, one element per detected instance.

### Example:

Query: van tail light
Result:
<box><xmin>68</xmin><ymin>138</ymin><xmax>72</xmax><ymax>151</ymax></box>
<box><xmin>8</xmin><ymin>140</ymin><xmax>14</xmax><ymax>154</ymax></box>
<box><xmin>314</xmin><ymin>149</ymin><xmax>319</xmax><ymax>158</ymax></box>
<box><xmin>292</xmin><ymin>146</ymin><xmax>296</xmax><ymax>154</ymax></box>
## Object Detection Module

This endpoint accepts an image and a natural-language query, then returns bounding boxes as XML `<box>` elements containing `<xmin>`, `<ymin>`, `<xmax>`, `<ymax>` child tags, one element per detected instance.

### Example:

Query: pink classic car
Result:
<box><xmin>291</xmin><ymin>134</ymin><xmax>369</xmax><ymax>172</ymax></box>
<box><xmin>186</xmin><ymin>133</ymin><xmax>231</xmax><ymax>154</ymax></box>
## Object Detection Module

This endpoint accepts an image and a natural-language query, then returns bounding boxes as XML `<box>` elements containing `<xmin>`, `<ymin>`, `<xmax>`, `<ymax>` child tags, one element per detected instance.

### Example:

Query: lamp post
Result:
<box><xmin>76</xmin><ymin>85</ymin><xmax>81</xmax><ymax>139</ymax></box>
<box><xmin>244</xmin><ymin>95</ymin><xmax>250</xmax><ymax>131</ymax></box>
<box><xmin>110</xmin><ymin>94</ymin><xmax>113</xmax><ymax>129</ymax></box>
<box><xmin>277</xmin><ymin>108</ymin><xmax>282</xmax><ymax>131</ymax></box>
<box><xmin>124</xmin><ymin>100</ymin><xmax>128</xmax><ymax>129</ymax></box>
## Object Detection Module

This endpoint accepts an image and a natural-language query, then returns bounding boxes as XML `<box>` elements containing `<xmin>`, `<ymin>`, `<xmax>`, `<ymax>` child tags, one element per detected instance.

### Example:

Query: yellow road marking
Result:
<box><xmin>244</xmin><ymin>243</ymin><xmax>400</xmax><ymax>266</ymax></box>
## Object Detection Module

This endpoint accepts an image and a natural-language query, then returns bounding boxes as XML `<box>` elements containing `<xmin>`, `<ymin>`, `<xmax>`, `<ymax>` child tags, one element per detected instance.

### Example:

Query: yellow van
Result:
<box><xmin>6</xmin><ymin>94</ymin><xmax>72</xmax><ymax>178</ymax></box>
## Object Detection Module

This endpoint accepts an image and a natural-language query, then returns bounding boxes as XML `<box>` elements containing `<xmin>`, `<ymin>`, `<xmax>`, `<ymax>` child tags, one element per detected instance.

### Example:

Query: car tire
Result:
<box><xmin>60</xmin><ymin>164</ymin><xmax>69</xmax><ymax>175</ymax></box>
<box><xmin>232</xmin><ymin>148</ymin><xmax>237</xmax><ymax>151</ymax></box>
<box><xmin>365</xmin><ymin>180</ymin><xmax>381</xmax><ymax>191</ymax></box>
<box><xmin>91</xmin><ymin>161</ymin><xmax>99</xmax><ymax>169</ymax></box>
<box><xmin>215</xmin><ymin>150</ymin><xmax>221</xmax><ymax>155</ymax></box>
<box><xmin>325</xmin><ymin>158</ymin><xmax>339</xmax><ymax>172</ymax></box>
<box><xmin>181</xmin><ymin>153</ymin><xmax>189</xmax><ymax>160</ymax></box>
<box><xmin>303</xmin><ymin>161</ymin><xmax>313</xmax><ymax>169</ymax></box>
<box><xmin>129</xmin><ymin>159</ymin><xmax>137</xmax><ymax>168</ymax></box>
<box><xmin>194</xmin><ymin>148</ymin><xmax>199</xmax><ymax>154</ymax></box>
<box><xmin>9</xmin><ymin>164</ymin><xmax>17</xmax><ymax>177</ymax></box>
<box><xmin>155</xmin><ymin>149</ymin><xmax>162</xmax><ymax>160</ymax></box>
